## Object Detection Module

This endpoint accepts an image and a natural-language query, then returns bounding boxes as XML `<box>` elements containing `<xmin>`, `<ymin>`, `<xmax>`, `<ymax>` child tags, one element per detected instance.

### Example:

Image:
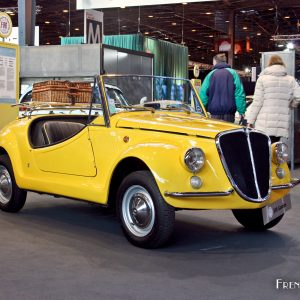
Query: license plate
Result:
<box><xmin>262</xmin><ymin>194</ymin><xmax>291</xmax><ymax>225</ymax></box>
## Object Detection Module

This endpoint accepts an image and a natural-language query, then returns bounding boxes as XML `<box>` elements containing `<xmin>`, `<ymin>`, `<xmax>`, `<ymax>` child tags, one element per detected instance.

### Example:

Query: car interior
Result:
<box><xmin>29</xmin><ymin>116</ymin><xmax>96</xmax><ymax>148</ymax></box>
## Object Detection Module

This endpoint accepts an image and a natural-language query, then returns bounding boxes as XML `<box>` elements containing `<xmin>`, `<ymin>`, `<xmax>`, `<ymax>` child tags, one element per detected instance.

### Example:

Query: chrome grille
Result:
<box><xmin>216</xmin><ymin>129</ymin><xmax>271</xmax><ymax>202</ymax></box>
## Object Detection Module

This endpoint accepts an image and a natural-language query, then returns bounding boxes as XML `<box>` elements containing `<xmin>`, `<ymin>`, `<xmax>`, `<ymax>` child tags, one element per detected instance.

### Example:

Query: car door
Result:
<box><xmin>33</xmin><ymin>124</ymin><xmax>97</xmax><ymax>177</ymax></box>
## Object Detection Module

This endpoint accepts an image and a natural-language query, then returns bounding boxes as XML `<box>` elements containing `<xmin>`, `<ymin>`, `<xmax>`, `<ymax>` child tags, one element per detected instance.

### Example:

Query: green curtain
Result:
<box><xmin>61</xmin><ymin>37</ymin><xmax>84</xmax><ymax>45</ymax></box>
<box><xmin>144</xmin><ymin>37</ymin><xmax>188</xmax><ymax>78</ymax></box>
<box><xmin>103</xmin><ymin>34</ymin><xmax>144</xmax><ymax>52</ymax></box>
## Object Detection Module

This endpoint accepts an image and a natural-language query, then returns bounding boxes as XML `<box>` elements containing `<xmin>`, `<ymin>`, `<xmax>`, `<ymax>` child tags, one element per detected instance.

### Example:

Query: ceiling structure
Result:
<box><xmin>1</xmin><ymin>0</ymin><xmax>300</xmax><ymax>70</ymax></box>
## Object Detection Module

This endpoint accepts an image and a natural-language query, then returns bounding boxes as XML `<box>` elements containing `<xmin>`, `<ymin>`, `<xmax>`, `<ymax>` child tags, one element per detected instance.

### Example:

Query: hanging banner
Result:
<box><xmin>84</xmin><ymin>10</ymin><xmax>103</xmax><ymax>44</ymax></box>
<box><xmin>77</xmin><ymin>0</ymin><xmax>216</xmax><ymax>9</ymax></box>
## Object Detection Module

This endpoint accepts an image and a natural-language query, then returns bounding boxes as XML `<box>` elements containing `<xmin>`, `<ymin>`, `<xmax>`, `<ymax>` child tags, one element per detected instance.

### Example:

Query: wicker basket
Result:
<box><xmin>32</xmin><ymin>80</ymin><xmax>92</xmax><ymax>104</ymax></box>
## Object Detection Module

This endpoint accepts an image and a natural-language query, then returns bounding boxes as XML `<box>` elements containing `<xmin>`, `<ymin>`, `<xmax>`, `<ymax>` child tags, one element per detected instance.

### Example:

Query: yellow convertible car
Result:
<box><xmin>0</xmin><ymin>75</ymin><xmax>298</xmax><ymax>248</ymax></box>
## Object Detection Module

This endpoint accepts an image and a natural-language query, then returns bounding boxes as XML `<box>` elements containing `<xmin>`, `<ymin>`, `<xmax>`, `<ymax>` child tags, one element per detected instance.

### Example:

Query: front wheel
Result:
<box><xmin>232</xmin><ymin>208</ymin><xmax>284</xmax><ymax>230</ymax></box>
<box><xmin>117</xmin><ymin>170</ymin><xmax>175</xmax><ymax>248</ymax></box>
<box><xmin>0</xmin><ymin>155</ymin><xmax>27</xmax><ymax>212</ymax></box>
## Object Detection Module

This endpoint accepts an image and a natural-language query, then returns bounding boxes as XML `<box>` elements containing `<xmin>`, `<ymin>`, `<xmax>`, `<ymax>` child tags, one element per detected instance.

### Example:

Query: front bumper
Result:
<box><xmin>271</xmin><ymin>178</ymin><xmax>300</xmax><ymax>190</ymax></box>
<box><xmin>165</xmin><ymin>178</ymin><xmax>300</xmax><ymax>198</ymax></box>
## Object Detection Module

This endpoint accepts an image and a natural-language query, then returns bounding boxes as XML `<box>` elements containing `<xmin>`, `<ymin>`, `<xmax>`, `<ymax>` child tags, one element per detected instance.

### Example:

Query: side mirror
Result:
<box><xmin>140</xmin><ymin>96</ymin><xmax>148</xmax><ymax>104</ymax></box>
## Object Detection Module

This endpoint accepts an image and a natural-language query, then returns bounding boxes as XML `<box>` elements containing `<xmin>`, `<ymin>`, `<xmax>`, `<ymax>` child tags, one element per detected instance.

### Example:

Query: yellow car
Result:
<box><xmin>0</xmin><ymin>75</ymin><xmax>298</xmax><ymax>248</ymax></box>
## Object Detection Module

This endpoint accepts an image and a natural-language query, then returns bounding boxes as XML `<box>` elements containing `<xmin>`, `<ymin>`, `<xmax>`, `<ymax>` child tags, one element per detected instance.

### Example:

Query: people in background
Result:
<box><xmin>200</xmin><ymin>53</ymin><xmax>246</xmax><ymax>123</ymax></box>
<box><xmin>246</xmin><ymin>55</ymin><xmax>300</xmax><ymax>143</ymax></box>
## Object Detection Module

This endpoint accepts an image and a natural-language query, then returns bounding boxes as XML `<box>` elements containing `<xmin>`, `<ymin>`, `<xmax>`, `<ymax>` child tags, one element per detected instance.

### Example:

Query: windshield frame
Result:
<box><xmin>99</xmin><ymin>74</ymin><xmax>207</xmax><ymax>120</ymax></box>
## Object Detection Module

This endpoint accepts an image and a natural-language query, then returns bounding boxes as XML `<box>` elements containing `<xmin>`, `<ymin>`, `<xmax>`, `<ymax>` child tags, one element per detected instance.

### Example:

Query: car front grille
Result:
<box><xmin>216</xmin><ymin>129</ymin><xmax>271</xmax><ymax>202</ymax></box>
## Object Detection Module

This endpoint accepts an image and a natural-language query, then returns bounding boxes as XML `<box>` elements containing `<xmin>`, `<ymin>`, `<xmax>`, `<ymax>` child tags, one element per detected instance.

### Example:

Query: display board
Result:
<box><xmin>0</xmin><ymin>42</ymin><xmax>19</xmax><ymax>130</ymax></box>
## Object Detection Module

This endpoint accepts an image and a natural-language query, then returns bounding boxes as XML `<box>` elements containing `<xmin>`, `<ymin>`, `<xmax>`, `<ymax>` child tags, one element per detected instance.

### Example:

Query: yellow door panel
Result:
<box><xmin>33</xmin><ymin>129</ymin><xmax>96</xmax><ymax>177</ymax></box>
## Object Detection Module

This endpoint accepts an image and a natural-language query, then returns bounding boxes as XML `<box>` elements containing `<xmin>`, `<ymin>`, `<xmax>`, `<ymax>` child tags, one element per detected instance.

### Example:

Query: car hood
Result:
<box><xmin>115</xmin><ymin>112</ymin><xmax>240</xmax><ymax>139</ymax></box>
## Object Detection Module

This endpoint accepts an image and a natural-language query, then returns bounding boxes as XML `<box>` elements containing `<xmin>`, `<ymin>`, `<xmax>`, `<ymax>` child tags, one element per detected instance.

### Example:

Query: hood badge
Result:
<box><xmin>123</xmin><ymin>136</ymin><xmax>129</xmax><ymax>143</ymax></box>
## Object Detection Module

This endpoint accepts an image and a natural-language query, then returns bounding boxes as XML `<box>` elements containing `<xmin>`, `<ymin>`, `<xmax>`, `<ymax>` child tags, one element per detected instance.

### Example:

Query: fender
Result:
<box><xmin>0</xmin><ymin>123</ymin><xmax>28</xmax><ymax>187</ymax></box>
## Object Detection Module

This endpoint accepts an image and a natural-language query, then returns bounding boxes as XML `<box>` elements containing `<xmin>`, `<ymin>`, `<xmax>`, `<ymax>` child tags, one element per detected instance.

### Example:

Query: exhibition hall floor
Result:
<box><xmin>0</xmin><ymin>169</ymin><xmax>299</xmax><ymax>300</ymax></box>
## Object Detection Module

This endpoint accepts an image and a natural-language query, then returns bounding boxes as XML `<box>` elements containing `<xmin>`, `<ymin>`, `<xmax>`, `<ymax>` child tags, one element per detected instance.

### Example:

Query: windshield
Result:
<box><xmin>102</xmin><ymin>75</ymin><xmax>204</xmax><ymax>116</ymax></box>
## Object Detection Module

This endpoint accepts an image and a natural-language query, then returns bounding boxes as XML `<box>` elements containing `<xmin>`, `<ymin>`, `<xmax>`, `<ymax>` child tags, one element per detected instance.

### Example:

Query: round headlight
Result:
<box><xmin>273</xmin><ymin>143</ymin><xmax>289</xmax><ymax>165</ymax></box>
<box><xmin>184</xmin><ymin>148</ymin><xmax>205</xmax><ymax>173</ymax></box>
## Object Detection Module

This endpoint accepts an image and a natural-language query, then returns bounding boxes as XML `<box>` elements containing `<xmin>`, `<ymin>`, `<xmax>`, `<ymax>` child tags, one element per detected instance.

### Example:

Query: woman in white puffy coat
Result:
<box><xmin>246</xmin><ymin>55</ymin><xmax>300</xmax><ymax>143</ymax></box>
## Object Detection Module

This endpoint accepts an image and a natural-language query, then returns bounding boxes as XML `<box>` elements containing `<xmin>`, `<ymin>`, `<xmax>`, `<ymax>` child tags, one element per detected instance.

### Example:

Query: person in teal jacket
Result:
<box><xmin>200</xmin><ymin>53</ymin><xmax>246</xmax><ymax>123</ymax></box>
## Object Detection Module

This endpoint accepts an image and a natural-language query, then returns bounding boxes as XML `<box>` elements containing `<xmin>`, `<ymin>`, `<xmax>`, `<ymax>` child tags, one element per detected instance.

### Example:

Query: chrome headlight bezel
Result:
<box><xmin>273</xmin><ymin>142</ymin><xmax>289</xmax><ymax>165</ymax></box>
<box><xmin>184</xmin><ymin>147</ymin><xmax>205</xmax><ymax>173</ymax></box>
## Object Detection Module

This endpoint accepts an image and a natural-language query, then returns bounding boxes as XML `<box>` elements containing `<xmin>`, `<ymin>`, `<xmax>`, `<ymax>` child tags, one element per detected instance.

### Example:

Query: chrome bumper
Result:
<box><xmin>271</xmin><ymin>178</ymin><xmax>300</xmax><ymax>190</ymax></box>
<box><xmin>165</xmin><ymin>178</ymin><xmax>300</xmax><ymax>199</ymax></box>
<box><xmin>164</xmin><ymin>189</ymin><xmax>234</xmax><ymax>198</ymax></box>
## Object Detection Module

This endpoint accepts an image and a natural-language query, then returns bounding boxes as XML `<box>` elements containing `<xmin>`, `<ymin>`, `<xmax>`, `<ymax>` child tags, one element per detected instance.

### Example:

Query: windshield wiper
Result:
<box><xmin>160</xmin><ymin>104</ymin><xmax>191</xmax><ymax>115</ymax></box>
<box><xmin>119</xmin><ymin>105</ymin><xmax>155</xmax><ymax>113</ymax></box>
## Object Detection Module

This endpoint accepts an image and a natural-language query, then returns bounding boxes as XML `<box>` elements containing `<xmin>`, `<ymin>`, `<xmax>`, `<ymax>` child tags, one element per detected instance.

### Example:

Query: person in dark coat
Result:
<box><xmin>200</xmin><ymin>53</ymin><xmax>246</xmax><ymax>122</ymax></box>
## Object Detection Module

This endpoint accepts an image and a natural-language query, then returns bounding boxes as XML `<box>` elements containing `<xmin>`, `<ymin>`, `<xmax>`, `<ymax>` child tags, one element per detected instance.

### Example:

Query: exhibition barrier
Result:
<box><xmin>61</xmin><ymin>34</ymin><xmax>189</xmax><ymax>78</ymax></box>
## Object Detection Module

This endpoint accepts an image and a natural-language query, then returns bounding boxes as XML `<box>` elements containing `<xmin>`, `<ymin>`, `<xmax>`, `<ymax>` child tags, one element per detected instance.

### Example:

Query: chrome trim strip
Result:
<box><xmin>215</xmin><ymin>128</ymin><xmax>271</xmax><ymax>203</ymax></box>
<box><xmin>164</xmin><ymin>189</ymin><xmax>234</xmax><ymax>198</ymax></box>
<box><xmin>247</xmin><ymin>130</ymin><xmax>262</xmax><ymax>199</ymax></box>
<box><xmin>271</xmin><ymin>178</ymin><xmax>300</xmax><ymax>190</ymax></box>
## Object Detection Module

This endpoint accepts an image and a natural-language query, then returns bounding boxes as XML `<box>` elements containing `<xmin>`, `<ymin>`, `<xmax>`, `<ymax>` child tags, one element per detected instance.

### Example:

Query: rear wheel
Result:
<box><xmin>0</xmin><ymin>155</ymin><xmax>27</xmax><ymax>212</ymax></box>
<box><xmin>232</xmin><ymin>208</ymin><xmax>283</xmax><ymax>230</ymax></box>
<box><xmin>117</xmin><ymin>170</ymin><xmax>175</xmax><ymax>248</ymax></box>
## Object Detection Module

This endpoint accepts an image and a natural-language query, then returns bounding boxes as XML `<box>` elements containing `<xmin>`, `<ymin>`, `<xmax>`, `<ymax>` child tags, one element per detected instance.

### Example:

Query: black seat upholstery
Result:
<box><xmin>42</xmin><ymin>121</ymin><xmax>85</xmax><ymax>145</ymax></box>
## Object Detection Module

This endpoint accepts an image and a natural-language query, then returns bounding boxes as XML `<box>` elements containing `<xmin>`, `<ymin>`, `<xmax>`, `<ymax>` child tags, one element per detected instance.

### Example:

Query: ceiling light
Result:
<box><xmin>211</xmin><ymin>49</ymin><xmax>215</xmax><ymax>52</ymax></box>
<box><xmin>268</xmin><ymin>8</ymin><xmax>274</xmax><ymax>11</ymax></box>
<box><xmin>206</xmin><ymin>12</ymin><xmax>213</xmax><ymax>15</ymax></box>
<box><xmin>46</xmin><ymin>42</ymin><xmax>50</xmax><ymax>45</ymax></box>
<box><xmin>144</xmin><ymin>32</ymin><xmax>149</xmax><ymax>35</ymax></box>
<box><xmin>197</xmin><ymin>46</ymin><xmax>201</xmax><ymax>48</ymax></box>
<box><xmin>63</xmin><ymin>9</ymin><xmax>68</xmax><ymax>13</ymax></box>
<box><xmin>172</xmin><ymin>22</ymin><xmax>177</xmax><ymax>26</ymax></box>
<box><xmin>122</xmin><ymin>25</ymin><xmax>127</xmax><ymax>28</ymax></box>
<box><xmin>257</xmin><ymin>32</ymin><xmax>261</xmax><ymax>36</ymax></box>
<box><xmin>209</xmin><ymin>35</ymin><xmax>214</xmax><ymax>37</ymax></box>
<box><xmin>278</xmin><ymin>44</ymin><xmax>284</xmax><ymax>47</ymax></box>
<box><xmin>165</xmin><ymin>37</ymin><xmax>169</xmax><ymax>40</ymax></box>
<box><xmin>120</xmin><ymin>6</ymin><xmax>126</xmax><ymax>8</ymax></box>
<box><xmin>148</xmin><ymin>15</ymin><xmax>154</xmax><ymax>18</ymax></box>
<box><xmin>192</xmin><ymin>29</ymin><xmax>196</xmax><ymax>32</ymax></box>
<box><xmin>45</xmin><ymin>21</ymin><xmax>50</xmax><ymax>24</ymax></box>
<box><xmin>188</xmin><ymin>54</ymin><xmax>191</xmax><ymax>56</ymax></box>
<box><xmin>225</xmin><ymin>20</ymin><xmax>229</xmax><ymax>23</ymax></box>
<box><xmin>75</xmin><ymin>28</ymin><xmax>80</xmax><ymax>31</ymax></box>
<box><xmin>182</xmin><ymin>2</ymin><xmax>188</xmax><ymax>5</ymax></box>
<box><xmin>243</xmin><ymin>26</ymin><xmax>248</xmax><ymax>30</ymax></box>
<box><xmin>284</xmin><ymin>16</ymin><xmax>290</xmax><ymax>19</ymax></box>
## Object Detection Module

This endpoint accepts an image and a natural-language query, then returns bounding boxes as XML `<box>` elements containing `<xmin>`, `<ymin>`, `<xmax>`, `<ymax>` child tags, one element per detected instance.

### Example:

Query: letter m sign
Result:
<box><xmin>84</xmin><ymin>10</ymin><xmax>103</xmax><ymax>44</ymax></box>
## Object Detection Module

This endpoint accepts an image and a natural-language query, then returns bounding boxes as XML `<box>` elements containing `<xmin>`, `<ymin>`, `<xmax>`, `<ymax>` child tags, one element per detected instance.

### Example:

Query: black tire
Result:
<box><xmin>0</xmin><ymin>155</ymin><xmax>27</xmax><ymax>212</ymax></box>
<box><xmin>117</xmin><ymin>170</ymin><xmax>175</xmax><ymax>248</ymax></box>
<box><xmin>232</xmin><ymin>208</ymin><xmax>284</xmax><ymax>230</ymax></box>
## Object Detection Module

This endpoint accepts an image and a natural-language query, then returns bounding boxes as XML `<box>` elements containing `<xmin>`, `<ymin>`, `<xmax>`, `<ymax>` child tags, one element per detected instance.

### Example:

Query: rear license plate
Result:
<box><xmin>262</xmin><ymin>194</ymin><xmax>291</xmax><ymax>225</ymax></box>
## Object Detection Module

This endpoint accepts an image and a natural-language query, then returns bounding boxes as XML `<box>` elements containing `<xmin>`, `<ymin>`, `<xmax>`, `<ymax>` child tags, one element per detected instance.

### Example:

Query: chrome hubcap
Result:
<box><xmin>0</xmin><ymin>166</ymin><xmax>12</xmax><ymax>205</ymax></box>
<box><xmin>122</xmin><ymin>185</ymin><xmax>155</xmax><ymax>237</ymax></box>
